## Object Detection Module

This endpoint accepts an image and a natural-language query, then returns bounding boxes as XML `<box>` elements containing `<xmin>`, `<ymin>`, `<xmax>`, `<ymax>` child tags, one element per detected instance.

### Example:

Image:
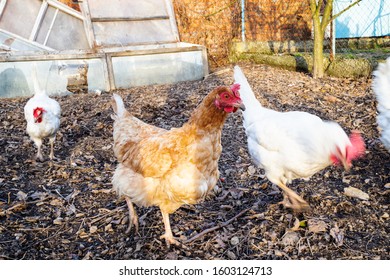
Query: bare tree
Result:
<box><xmin>308</xmin><ymin>0</ymin><xmax>362</xmax><ymax>78</ymax></box>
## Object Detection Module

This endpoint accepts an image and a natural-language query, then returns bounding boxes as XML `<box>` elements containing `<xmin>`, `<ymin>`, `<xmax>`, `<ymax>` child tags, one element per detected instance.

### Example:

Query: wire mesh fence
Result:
<box><xmin>172</xmin><ymin>0</ymin><xmax>389</xmax><ymax>68</ymax></box>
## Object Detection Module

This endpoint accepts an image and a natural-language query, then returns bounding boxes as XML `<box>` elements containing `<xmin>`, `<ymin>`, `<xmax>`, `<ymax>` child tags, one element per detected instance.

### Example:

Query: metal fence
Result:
<box><xmin>238</xmin><ymin>0</ymin><xmax>390</xmax><ymax>53</ymax></box>
<box><xmin>172</xmin><ymin>0</ymin><xmax>389</xmax><ymax>68</ymax></box>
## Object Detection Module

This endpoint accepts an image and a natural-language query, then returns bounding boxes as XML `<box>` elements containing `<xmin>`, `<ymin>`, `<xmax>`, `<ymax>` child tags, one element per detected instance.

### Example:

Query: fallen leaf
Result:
<box><xmin>308</xmin><ymin>219</ymin><xmax>328</xmax><ymax>233</ymax></box>
<box><xmin>30</xmin><ymin>191</ymin><xmax>48</xmax><ymax>200</ymax></box>
<box><xmin>330</xmin><ymin>224</ymin><xmax>344</xmax><ymax>247</ymax></box>
<box><xmin>281</xmin><ymin>231</ymin><xmax>300</xmax><ymax>246</ymax></box>
<box><xmin>53</xmin><ymin>217</ymin><xmax>63</xmax><ymax>225</ymax></box>
<box><xmin>82</xmin><ymin>251</ymin><xmax>93</xmax><ymax>260</ymax></box>
<box><xmin>226</xmin><ymin>251</ymin><xmax>236</xmax><ymax>260</ymax></box>
<box><xmin>344</xmin><ymin>187</ymin><xmax>369</xmax><ymax>200</ymax></box>
<box><xmin>135</xmin><ymin>241</ymin><xmax>143</xmax><ymax>252</ymax></box>
<box><xmin>104</xmin><ymin>224</ymin><xmax>113</xmax><ymax>232</ymax></box>
<box><xmin>16</xmin><ymin>191</ymin><xmax>27</xmax><ymax>201</ymax></box>
<box><xmin>380</xmin><ymin>213</ymin><xmax>389</xmax><ymax>219</ymax></box>
<box><xmin>248</xmin><ymin>165</ymin><xmax>256</xmax><ymax>175</ymax></box>
<box><xmin>89</xmin><ymin>226</ymin><xmax>98</xmax><ymax>234</ymax></box>
<box><xmin>165</xmin><ymin>252</ymin><xmax>178</xmax><ymax>260</ymax></box>
<box><xmin>50</xmin><ymin>198</ymin><xmax>64</xmax><ymax>206</ymax></box>
<box><xmin>230</xmin><ymin>236</ymin><xmax>240</xmax><ymax>246</ymax></box>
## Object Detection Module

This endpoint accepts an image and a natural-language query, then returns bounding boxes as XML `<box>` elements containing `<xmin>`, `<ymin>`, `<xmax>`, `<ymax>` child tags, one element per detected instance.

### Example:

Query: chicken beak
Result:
<box><xmin>235</xmin><ymin>101</ymin><xmax>246</xmax><ymax>111</ymax></box>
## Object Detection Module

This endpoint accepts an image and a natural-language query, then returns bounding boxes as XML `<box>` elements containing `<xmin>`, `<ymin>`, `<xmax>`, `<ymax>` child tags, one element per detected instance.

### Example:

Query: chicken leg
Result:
<box><xmin>33</xmin><ymin>138</ymin><xmax>44</xmax><ymax>161</ymax></box>
<box><xmin>49</xmin><ymin>136</ymin><xmax>56</xmax><ymax>160</ymax></box>
<box><xmin>160</xmin><ymin>210</ymin><xmax>180</xmax><ymax>246</ymax></box>
<box><xmin>125</xmin><ymin>197</ymin><xmax>139</xmax><ymax>234</ymax></box>
<box><xmin>277</xmin><ymin>182</ymin><xmax>310</xmax><ymax>211</ymax></box>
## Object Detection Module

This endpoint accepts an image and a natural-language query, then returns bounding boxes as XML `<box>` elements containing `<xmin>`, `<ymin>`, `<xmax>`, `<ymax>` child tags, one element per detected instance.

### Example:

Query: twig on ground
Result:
<box><xmin>183</xmin><ymin>208</ymin><xmax>250</xmax><ymax>244</ymax></box>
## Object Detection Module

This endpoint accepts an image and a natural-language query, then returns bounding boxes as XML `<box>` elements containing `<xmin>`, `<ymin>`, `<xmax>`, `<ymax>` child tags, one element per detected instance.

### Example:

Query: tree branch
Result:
<box><xmin>308</xmin><ymin>0</ymin><xmax>318</xmax><ymax>17</ymax></box>
<box><xmin>330</xmin><ymin>0</ymin><xmax>362</xmax><ymax>22</ymax></box>
<box><xmin>321</xmin><ymin>0</ymin><xmax>333</xmax><ymax>32</ymax></box>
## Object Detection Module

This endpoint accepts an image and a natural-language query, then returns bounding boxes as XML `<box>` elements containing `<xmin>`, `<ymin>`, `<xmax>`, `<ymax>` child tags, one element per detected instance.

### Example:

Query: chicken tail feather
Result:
<box><xmin>111</xmin><ymin>93</ymin><xmax>127</xmax><ymax>118</ymax></box>
<box><xmin>31</xmin><ymin>63</ymin><xmax>46</xmax><ymax>96</ymax></box>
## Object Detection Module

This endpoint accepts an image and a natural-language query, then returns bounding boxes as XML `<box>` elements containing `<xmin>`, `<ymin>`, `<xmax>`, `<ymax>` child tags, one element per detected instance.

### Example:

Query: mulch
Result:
<box><xmin>0</xmin><ymin>62</ymin><xmax>388</xmax><ymax>260</ymax></box>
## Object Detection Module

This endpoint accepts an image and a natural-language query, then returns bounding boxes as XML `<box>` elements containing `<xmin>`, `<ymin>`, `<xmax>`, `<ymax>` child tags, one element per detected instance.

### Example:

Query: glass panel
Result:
<box><xmin>93</xmin><ymin>20</ymin><xmax>176</xmax><ymax>46</ymax></box>
<box><xmin>88</xmin><ymin>0</ymin><xmax>167</xmax><ymax>18</ymax></box>
<box><xmin>0</xmin><ymin>59</ymin><xmax>106</xmax><ymax>98</ymax></box>
<box><xmin>0</xmin><ymin>0</ymin><xmax>41</xmax><ymax>38</ymax></box>
<box><xmin>112</xmin><ymin>50</ymin><xmax>204</xmax><ymax>88</ymax></box>
<box><xmin>45</xmin><ymin>11</ymin><xmax>90</xmax><ymax>50</ymax></box>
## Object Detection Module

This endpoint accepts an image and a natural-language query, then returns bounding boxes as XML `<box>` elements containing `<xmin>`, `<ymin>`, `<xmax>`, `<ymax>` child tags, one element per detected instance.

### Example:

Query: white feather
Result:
<box><xmin>234</xmin><ymin>65</ymin><xmax>352</xmax><ymax>185</ymax></box>
<box><xmin>373</xmin><ymin>57</ymin><xmax>390</xmax><ymax>151</ymax></box>
<box><xmin>112</xmin><ymin>93</ymin><xmax>126</xmax><ymax>117</ymax></box>
<box><xmin>24</xmin><ymin>65</ymin><xmax>61</xmax><ymax>159</ymax></box>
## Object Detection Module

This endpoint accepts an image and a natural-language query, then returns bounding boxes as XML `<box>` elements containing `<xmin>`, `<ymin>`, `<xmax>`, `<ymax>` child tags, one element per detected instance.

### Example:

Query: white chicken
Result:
<box><xmin>24</xmin><ymin>66</ymin><xmax>61</xmax><ymax>161</ymax></box>
<box><xmin>234</xmin><ymin>65</ymin><xmax>365</xmax><ymax>210</ymax></box>
<box><xmin>373</xmin><ymin>57</ymin><xmax>390</xmax><ymax>152</ymax></box>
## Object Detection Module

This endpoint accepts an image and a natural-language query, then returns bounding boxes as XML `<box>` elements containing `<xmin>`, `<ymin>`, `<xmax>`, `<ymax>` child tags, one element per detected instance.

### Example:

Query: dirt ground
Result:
<box><xmin>0</xmin><ymin>63</ymin><xmax>388</xmax><ymax>260</ymax></box>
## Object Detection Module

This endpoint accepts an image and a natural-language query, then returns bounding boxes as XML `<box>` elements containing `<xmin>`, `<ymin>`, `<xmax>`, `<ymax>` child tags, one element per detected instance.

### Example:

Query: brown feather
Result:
<box><xmin>112</xmin><ymin>86</ymin><xmax>234</xmax><ymax>214</ymax></box>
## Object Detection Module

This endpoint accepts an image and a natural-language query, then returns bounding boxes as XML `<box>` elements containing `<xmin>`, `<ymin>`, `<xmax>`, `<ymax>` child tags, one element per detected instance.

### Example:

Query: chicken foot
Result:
<box><xmin>276</xmin><ymin>182</ymin><xmax>310</xmax><ymax>211</ymax></box>
<box><xmin>125</xmin><ymin>197</ymin><xmax>139</xmax><ymax>234</ymax></box>
<box><xmin>160</xmin><ymin>210</ymin><xmax>180</xmax><ymax>247</ymax></box>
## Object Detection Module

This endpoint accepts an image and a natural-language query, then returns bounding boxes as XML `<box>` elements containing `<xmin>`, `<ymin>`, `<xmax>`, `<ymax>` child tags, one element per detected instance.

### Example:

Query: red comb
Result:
<box><xmin>230</xmin><ymin>83</ymin><xmax>240</xmax><ymax>93</ymax></box>
<box><xmin>347</xmin><ymin>131</ymin><xmax>366</xmax><ymax>161</ymax></box>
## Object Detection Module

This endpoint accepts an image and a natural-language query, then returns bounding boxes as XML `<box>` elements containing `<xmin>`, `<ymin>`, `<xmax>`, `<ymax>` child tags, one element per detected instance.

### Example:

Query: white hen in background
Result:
<box><xmin>234</xmin><ymin>65</ymin><xmax>365</xmax><ymax>211</ymax></box>
<box><xmin>373</xmin><ymin>57</ymin><xmax>390</xmax><ymax>152</ymax></box>
<box><xmin>24</xmin><ymin>67</ymin><xmax>61</xmax><ymax>161</ymax></box>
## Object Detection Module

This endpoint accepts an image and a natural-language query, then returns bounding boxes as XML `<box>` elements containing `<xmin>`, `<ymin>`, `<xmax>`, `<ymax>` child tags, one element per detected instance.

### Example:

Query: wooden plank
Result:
<box><xmin>0</xmin><ymin>42</ymin><xmax>206</xmax><ymax>62</ymax></box>
<box><xmin>104</xmin><ymin>53</ymin><xmax>115</xmax><ymax>90</ymax></box>
<box><xmin>30</xmin><ymin>1</ymin><xmax>49</xmax><ymax>41</ymax></box>
<box><xmin>43</xmin><ymin>8</ymin><xmax>59</xmax><ymax>45</ymax></box>
<box><xmin>0</xmin><ymin>28</ymin><xmax>54</xmax><ymax>51</ymax></box>
<box><xmin>90</xmin><ymin>16</ymin><xmax>169</xmax><ymax>22</ymax></box>
<box><xmin>0</xmin><ymin>0</ymin><xmax>7</xmax><ymax>18</ymax></box>
<box><xmin>80</xmin><ymin>0</ymin><xmax>96</xmax><ymax>48</ymax></box>
<box><xmin>46</xmin><ymin>0</ymin><xmax>83</xmax><ymax>20</ymax></box>
<box><xmin>0</xmin><ymin>51</ymin><xmax>103</xmax><ymax>62</ymax></box>
<box><xmin>106</xmin><ymin>45</ymin><xmax>205</xmax><ymax>58</ymax></box>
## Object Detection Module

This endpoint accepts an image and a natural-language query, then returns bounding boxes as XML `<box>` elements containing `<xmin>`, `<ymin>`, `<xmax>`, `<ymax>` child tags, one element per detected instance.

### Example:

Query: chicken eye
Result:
<box><xmin>224</xmin><ymin>93</ymin><xmax>230</xmax><ymax>99</ymax></box>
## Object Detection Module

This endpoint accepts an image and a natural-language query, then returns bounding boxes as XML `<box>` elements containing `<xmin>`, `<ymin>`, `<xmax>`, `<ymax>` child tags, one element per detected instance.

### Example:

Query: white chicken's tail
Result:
<box><xmin>373</xmin><ymin>58</ymin><xmax>390</xmax><ymax>111</ymax></box>
<box><xmin>31</xmin><ymin>63</ymin><xmax>46</xmax><ymax>96</ymax></box>
<box><xmin>233</xmin><ymin>65</ymin><xmax>262</xmax><ymax>110</ymax></box>
<box><xmin>111</xmin><ymin>93</ymin><xmax>127</xmax><ymax>118</ymax></box>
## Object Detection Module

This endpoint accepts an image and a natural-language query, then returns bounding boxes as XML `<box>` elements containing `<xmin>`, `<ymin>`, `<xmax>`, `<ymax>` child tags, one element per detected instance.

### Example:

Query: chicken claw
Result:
<box><xmin>280</xmin><ymin>193</ymin><xmax>310</xmax><ymax>212</ymax></box>
<box><xmin>160</xmin><ymin>233</ymin><xmax>180</xmax><ymax>247</ymax></box>
<box><xmin>276</xmin><ymin>182</ymin><xmax>310</xmax><ymax>212</ymax></box>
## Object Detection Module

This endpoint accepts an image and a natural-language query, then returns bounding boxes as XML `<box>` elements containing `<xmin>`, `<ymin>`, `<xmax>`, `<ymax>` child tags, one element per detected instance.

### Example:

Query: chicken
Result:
<box><xmin>234</xmin><ymin>65</ymin><xmax>365</xmax><ymax>211</ymax></box>
<box><xmin>111</xmin><ymin>85</ymin><xmax>244</xmax><ymax>246</ymax></box>
<box><xmin>373</xmin><ymin>57</ymin><xmax>390</xmax><ymax>152</ymax></box>
<box><xmin>24</xmin><ymin>67</ymin><xmax>61</xmax><ymax>161</ymax></box>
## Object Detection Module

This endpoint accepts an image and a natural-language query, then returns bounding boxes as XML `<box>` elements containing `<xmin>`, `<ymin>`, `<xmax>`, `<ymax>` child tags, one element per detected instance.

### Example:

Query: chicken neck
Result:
<box><xmin>186</xmin><ymin>91</ymin><xmax>228</xmax><ymax>132</ymax></box>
